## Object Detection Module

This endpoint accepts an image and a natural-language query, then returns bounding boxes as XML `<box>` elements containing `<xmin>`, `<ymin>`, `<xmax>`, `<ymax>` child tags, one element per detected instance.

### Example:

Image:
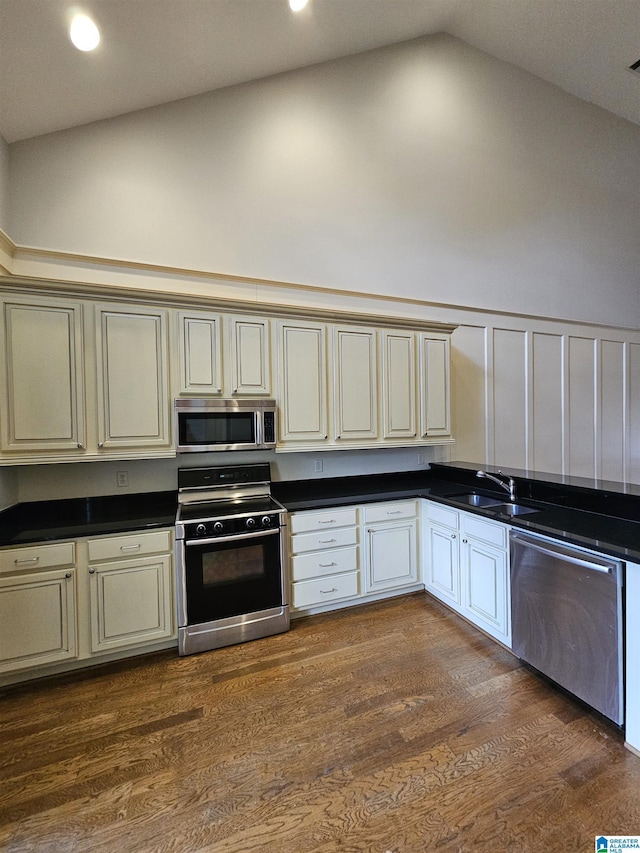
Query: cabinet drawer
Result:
<box><xmin>290</xmin><ymin>507</ymin><xmax>358</xmax><ymax>534</ymax></box>
<box><xmin>292</xmin><ymin>571</ymin><xmax>359</xmax><ymax>609</ymax></box>
<box><xmin>427</xmin><ymin>502</ymin><xmax>459</xmax><ymax>530</ymax></box>
<box><xmin>364</xmin><ymin>500</ymin><xmax>418</xmax><ymax>523</ymax></box>
<box><xmin>292</xmin><ymin>546</ymin><xmax>358</xmax><ymax>581</ymax></box>
<box><xmin>461</xmin><ymin>514</ymin><xmax>507</xmax><ymax>549</ymax></box>
<box><xmin>88</xmin><ymin>530</ymin><xmax>171</xmax><ymax>562</ymax></box>
<box><xmin>291</xmin><ymin>526</ymin><xmax>358</xmax><ymax>555</ymax></box>
<box><xmin>0</xmin><ymin>542</ymin><xmax>75</xmax><ymax>575</ymax></box>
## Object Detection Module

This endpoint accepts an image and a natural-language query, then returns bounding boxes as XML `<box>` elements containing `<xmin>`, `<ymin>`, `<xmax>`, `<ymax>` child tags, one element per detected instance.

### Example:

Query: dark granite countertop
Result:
<box><xmin>273</xmin><ymin>463</ymin><xmax>640</xmax><ymax>564</ymax></box>
<box><xmin>0</xmin><ymin>490</ymin><xmax>178</xmax><ymax>547</ymax></box>
<box><xmin>3</xmin><ymin>461</ymin><xmax>640</xmax><ymax>564</ymax></box>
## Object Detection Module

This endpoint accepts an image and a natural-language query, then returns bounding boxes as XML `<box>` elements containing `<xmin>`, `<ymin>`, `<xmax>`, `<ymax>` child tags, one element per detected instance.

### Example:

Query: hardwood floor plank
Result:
<box><xmin>0</xmin><ymin>593</ymin><xmax>636</xmax><ymax>853</ymax></box>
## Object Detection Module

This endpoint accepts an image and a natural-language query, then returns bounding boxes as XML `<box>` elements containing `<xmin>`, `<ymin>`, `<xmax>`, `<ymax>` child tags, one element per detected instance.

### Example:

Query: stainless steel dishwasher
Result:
<box><xmin>510</xmin><ymin>530</ymin><xmax>623</xmax><ymax>725</ymax></box>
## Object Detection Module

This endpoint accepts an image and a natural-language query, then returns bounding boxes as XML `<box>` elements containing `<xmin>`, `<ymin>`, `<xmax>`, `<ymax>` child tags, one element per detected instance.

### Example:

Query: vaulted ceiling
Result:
<box><xmin>1</xmin><ymin>0</ymin><xmax>638</xmax><ymax>144</ymax></box>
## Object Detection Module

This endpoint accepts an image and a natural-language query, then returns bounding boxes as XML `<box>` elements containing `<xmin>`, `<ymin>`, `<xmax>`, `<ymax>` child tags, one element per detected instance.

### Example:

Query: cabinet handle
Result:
<box><xmin>65</xmin><ymin>572</ymin><xmax>72</xmax><ymax>579</ymax></box>
<box><xmin>320</xmin><ymin>588</ymin><xmax>337</xmax><ymax>594</ymax></box>
<box><xmin>451</xmin><ymin>534</ymin><xmax>456</xmax><ymax>539</ymax></box>
<box><xmin>386</xmin><ymin>510</ymin><xmax>402</xmax><ymax>516</ymax></box>
<box><xmin>462</xmin><ymin>539</ymin><xmax>468</xmax><ymax>544</ymax></box>
<box><xmin>98</xmin><ymin>442</ymin><xmax>104</xmax><ymax>448</ymax></box>
<box><xmin>14</xmin><ymin>556</ymin><xmax>39</xmax><ymax>565</ymax></box>
<box><xmin>318</xmin><ymin>538</ymin><xmax>337</xmax><ymax>544</ymax></box>
<box><xmin>318</xmin><ymin>519</ymin><xmax>336</xmax><ymax>525</ymax></box>
<box><xmin>89</xmin><ymin>567</ymin><xmax>96</xmax><ymax>574</ymax></box>
<box><xmin>120</xmin><ymin>544</ymin><xmax>142</xmax><ymax>552</ymax></box>
<box><xmin>77</xmin><ymin>443</ymin><xmax>83</xmax><ymax>449</ymax></box>
<box><xmin>319</xmin><ymin>562</ymin><xmax>337</xmax><ymax>568</ymax></box>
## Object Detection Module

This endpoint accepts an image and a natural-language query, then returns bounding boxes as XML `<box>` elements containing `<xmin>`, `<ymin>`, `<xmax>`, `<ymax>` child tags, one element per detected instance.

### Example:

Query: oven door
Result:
<box><xmin>181</xmin><ymin>528</ymin><xmax>284</xmax><ymax>626</ymax></box>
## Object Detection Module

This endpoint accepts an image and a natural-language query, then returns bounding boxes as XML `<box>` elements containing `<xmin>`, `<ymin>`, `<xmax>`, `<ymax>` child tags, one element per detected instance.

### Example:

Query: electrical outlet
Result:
<box><xmin>116</xmin><ymin>471</ymin><xmax>129</xmax><ymax>488</ymax></box>
<box><xmin>314</xmin><ymin>459</ymin><xmax>323</xmax><ymax>473</ymax></box>
<box><xmin>417</xmin><ymin>453</ymin><xmax>426</xmax><ymax>466</ymax></box>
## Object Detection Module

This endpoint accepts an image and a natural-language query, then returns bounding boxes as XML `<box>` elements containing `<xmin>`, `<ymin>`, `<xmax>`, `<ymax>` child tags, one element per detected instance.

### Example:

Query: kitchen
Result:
<box><xmin>1</xmin><ymin>1</ymin><xmax>640</xmax><ymax>850</ymax></box>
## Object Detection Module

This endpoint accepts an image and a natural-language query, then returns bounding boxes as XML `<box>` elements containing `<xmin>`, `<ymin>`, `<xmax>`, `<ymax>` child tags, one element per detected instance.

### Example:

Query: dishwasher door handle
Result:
<box><xmin>510</xmin><ymin>533</ymin><xmax>616</xmax><ymax>574</ymax></box>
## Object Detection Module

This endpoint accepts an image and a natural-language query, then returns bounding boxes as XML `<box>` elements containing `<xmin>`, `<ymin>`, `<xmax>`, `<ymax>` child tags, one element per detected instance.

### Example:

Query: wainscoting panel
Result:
<box><xmin>452</xmin><ymin>320</ymin><xmax>640</xmax><ymax>486</ymax></box>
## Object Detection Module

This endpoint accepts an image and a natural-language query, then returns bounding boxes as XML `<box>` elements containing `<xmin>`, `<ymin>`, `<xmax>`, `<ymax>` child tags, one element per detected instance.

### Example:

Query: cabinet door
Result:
<box><xmin>425</xmin><ymin>522</ymin><xmax>460</xmax><ymax>607</ymax></box>
<box><xmin>462</xmin><ymin>538</ymin><xmax>510</xmax><ymax>644</ymax></box>
<box><xmin>278</xmin><ymin>321</ymin><xmax>328</xmax><ymax>444</ymax></box>
<box><xmin>0</xmin><ymin>299</ymin><xmax>85</xmax><ymax>453</ymax></box>
<box><xmin>420</xmin><ymin>334</ymin><xmax>451</xmax><ymax>439</ymax></box>
<box><xmin>334</xmin><ymin>326</ymin><xmax>378</xmax><ymax>442</ymax></box>
<box><xmin>365</xmin><ymin>520</ymin><xmax>418</xmax><ymax>593</ymax></box>
<box><xmin>95</xmin><ymin>306</ymin><xmax>171</xmax><ymax>449</ymax></box>
<box><xmin>0</xmin><ymin>569</ymin><xmax>77</xmax><ymax>673</ymax></box>
<box><xmin>381</xmin><ymin>331</ymin><xmax>417</xmax><ymax>440</ymax></box>
<box><xmin>89</xmin><ymin>555</ymin><xmax>174</xmax><ymax>653</ymax></box>
<box><xmin>178</xmin><ymin>312</ymin><xmax>223</xmax><ymax>395</ymax></box>
<box><xmin>229</xmin><ymin>316</ymin><xmax>271</xmax><ymax>396</ymax></box>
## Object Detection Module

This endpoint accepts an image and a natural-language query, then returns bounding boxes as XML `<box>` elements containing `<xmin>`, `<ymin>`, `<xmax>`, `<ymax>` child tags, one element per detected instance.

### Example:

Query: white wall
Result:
<box><xmin>8</xmin><ymin>34</ymin><xmax>640</xmax><ymax>329</ymax></box>
<box><xmin>0</xmin><ymin>134</ymin><xmax>8</xmax><ymax>233</ymax></box>
<box><xmin>14</xmin><ymin>445</ymin><xmax>448</xmax><ymax>503</ymax></box>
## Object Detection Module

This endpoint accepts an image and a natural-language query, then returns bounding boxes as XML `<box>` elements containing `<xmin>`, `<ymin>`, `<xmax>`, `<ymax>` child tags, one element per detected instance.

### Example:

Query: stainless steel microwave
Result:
<box><xmin>175</xmin><ymin>399</ymin><xmax>277</xmax><ymax>452</ymax></box>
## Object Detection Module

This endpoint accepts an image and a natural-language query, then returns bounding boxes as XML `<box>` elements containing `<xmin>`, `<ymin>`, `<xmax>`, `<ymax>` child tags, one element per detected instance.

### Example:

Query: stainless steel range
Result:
<box><xmin>175</xmin><ymin>463</ymin><xmax>289</xmax><ymax>656</ymax></box>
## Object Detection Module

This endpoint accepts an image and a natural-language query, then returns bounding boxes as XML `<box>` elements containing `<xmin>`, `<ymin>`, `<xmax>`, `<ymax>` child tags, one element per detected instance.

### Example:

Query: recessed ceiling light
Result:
<box><xmin>69</xmin><ymin>12</ymin><xmax>100</xmax><ymax>51</ymax></box>
<box><xmin>289</xmin><ymin>0</ymin><xmax>309</xmax><ymax>11</ymax></box>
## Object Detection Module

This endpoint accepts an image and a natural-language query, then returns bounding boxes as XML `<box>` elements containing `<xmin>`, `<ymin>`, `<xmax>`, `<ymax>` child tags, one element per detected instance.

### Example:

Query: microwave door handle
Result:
<box><xmin>255</xmin><ymin>410</ymin><xmax>262</xmax><ymax>447</ymax></box>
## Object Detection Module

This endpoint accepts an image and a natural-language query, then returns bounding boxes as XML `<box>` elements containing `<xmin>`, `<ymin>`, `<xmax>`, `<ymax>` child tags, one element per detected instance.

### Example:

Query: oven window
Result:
<box><xmin>180</xmin><ymin>412</ymin><xmax>256</xmax><ymax>446</ymax></box>
<box><xmin>202</xmin><ymin>544</ymin><xmax>264</xmax><ymax>585</ymax></box>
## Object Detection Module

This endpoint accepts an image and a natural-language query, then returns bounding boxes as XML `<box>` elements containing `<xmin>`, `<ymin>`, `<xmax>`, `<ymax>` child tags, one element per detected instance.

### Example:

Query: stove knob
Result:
<box><xmin>246</xmin><ymin>517</ymin><xmax>257</xmax><ymax>529</ymax></box>
<box><xmin>196</xmin><ymin>523</ymin><xmax>207</xmax><ymax>537</ymax></box>
<box><xmin>213</xmin><ymin>521</ymin><xmax>224</xmax><ymax>534</ymax></box>
<box><xmin>261</xmin><ymin>516</ymin><xmax>272</xmax><ymax>528</ymax></box>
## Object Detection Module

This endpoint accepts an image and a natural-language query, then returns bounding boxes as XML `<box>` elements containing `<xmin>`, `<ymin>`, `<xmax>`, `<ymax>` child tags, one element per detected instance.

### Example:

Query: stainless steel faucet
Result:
<box><xmin>476</xmin><ymin>469</ymin><xmax>517</xmax><ymax>502</ymax></box>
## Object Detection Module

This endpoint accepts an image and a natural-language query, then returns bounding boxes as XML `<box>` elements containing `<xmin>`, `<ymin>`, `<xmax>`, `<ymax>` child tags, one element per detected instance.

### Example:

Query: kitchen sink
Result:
<box><xmin>449</xmin><ymin>492</ymin><xmax>504</xmax><ymax>508</ymax></box>
<box><xmin>493</xmin><ymin>503</ymin><xmax>540</xmax><ymax>516</ymax></box>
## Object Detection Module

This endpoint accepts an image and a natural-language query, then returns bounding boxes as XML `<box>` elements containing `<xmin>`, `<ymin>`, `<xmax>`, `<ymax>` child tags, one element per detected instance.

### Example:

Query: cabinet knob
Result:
<box><xmin>65</xmin><ymin>572</ymin><xmax>72</xmax><ymax>579</ymax></box>
<box><xmin>77</xmin><ymin>443</ymin><xmax>83</xmax><ymax>449</ymax></box>
<box><xmin>451</xmin><ymin>533</ymin><xmax>456</xmax><ymax>539</ymax></box>
<box><xmin>98</xmin><ymin>442</ymin><xmax>104</xmax><ymax>448</ymax></box>
<box><xmin>88</xmin><ymin>567</ymin><xmax>96</xmax><ymax>574</ymax></box>
<box><xmin>462</xmin><ymin>538</ymin><xmax>468</xmax><ymax>544</ymax></box>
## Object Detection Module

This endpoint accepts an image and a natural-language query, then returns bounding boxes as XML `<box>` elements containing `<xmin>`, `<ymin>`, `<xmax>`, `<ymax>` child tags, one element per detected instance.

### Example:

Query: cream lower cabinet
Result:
<box><xmin>626</xmin><ymin>561</ymin><xmax>640</xmax><ymax>755</ymax></box>
<box><xmin>87</xmin><ymin>530</ymin><xmax>174</xmax><ymax>654</ymax></box>
<box><xmin>0</xmin><ymin>542</ymin><xmax>77</xmax><ymax>674</ymax></box>
<box><xmin>425</xmin><ymin>501</ymin><xmax>510</xmax><ymax>646</ymax></box>
<box><xmin>363</xmin><ymin>500</ymin><xmax>419</xmax><ymax>593</ymax></box>
<box><xmin>290</xmin><ymin>507</ymin><xmax>359</xmax><ymax>610</ymax></box>
<box><xmin>0</xmin><ymin>529</ymin><xmax>175</xmax><ymax>683</ymax></box>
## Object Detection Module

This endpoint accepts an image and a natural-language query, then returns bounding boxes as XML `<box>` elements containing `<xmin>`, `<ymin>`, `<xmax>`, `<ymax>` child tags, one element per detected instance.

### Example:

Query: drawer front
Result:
<box><xmin>427</xmin><ymin>502</ymin><xmax>459</xmax><ymax>530</ymax></box>
<box><xmin>0</xmin><ymin>542</ymin><xmax>75</xmax><ymax>575</ymax></box>
<box><xmin>88</xmin><ymin>529</ymin><xmax>172</xmax><ymax>563</ymax></box>
<box><xmin>290</xmin><ymin>507</ymin><xmax>358</xmax><ymax>535</ymax></box>
<box><xmin>291</xmin><ymin>526</ymin><xmax>358</xmax><ymax>555</ymax></box>
<box><xmin>292</xmin><ymin>546</ymin><xmax>358</xmax><ymax>581</ymax></box>
<box><xmin>292</xmin><ymin>571</ymin><xmax>359</xmax><ymax>609</ymax></box>
<box><xmin>461</xmin><ymin>513</ymin><xmax>507</xmax><ymax>548</ymax></box>
<box><xmin>364</xmin><ymin>500</ymin><xmax>418</xmax><ymax>523</ymax></box>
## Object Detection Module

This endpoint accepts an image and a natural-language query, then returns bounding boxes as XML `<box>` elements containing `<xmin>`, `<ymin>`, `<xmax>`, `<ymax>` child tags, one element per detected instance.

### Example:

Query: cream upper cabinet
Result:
<box><xmin>95</xmin><ymin>304</ymin><xmax>171</xmax><ymax>450</ymax></box>
<box><xmin>176</xmin><ymin>312</ymin><xmax>271</xmax><ymax>397</ymax></box>
<box><xmin>0</xmin><ymin>296</ymin><xmax>86</xmax><ymax>454</ymax></box>
<box><xmin>420</xmin><ymin>334</ymin><xmax>451</xmax><ymax>440</ymax></box>
<box><xmin>178</xmin><ymin>311</ymin><xmax>223</xmax><ymax>395</ymax></box>
<box><xmin>277</xmin><ymin>320</ymin><xmax>329</xmax><ymax>446</ymax></box>
<box><xmin>333</xmin><ymin>325</ymin><xmax>378</xmax><ymax>443</ymax></box>
<box><xmin>227</xmin><ymin>315</ymin><xmax>271</xmax><ymax>396</ymax></box>
<box><xmin>381</xmin><ymin>330</ymin><xmax>417</xmax><ymax>441</ymax></box>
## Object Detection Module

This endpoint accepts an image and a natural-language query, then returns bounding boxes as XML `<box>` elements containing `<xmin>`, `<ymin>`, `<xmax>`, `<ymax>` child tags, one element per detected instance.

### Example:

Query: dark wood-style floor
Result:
<box><xmin>1</xmin><ymin>592</ymin><xmax>639</xmax><ymax>853</ymax></box>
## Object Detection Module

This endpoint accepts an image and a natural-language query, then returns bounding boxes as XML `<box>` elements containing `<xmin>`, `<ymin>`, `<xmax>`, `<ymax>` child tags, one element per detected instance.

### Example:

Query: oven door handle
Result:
<box><xmin>185</xmin><ymin>528</ymin><xmax>280</xmax><ymax>547</ymax></box>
